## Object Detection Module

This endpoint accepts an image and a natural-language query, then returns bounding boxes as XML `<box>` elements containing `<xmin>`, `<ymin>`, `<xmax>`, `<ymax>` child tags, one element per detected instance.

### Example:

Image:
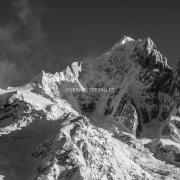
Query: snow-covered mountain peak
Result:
<box><xmin>32</xmin><ymin>61</ymin><xmax>84</xmax><ymax>99</ymax></box>
<box><xmin>113</xmin><ymin>36</ymin><xmax>134</xmax><ymax>47</ymax></box>
<box><xmin>1</xmin><ymin>36</ymin><xmax>180</xmax><ymax>180</ymax></box>
<box><xmin>121</xmin><ymin>36</ymin><xmax>134</xmax><ymax>44</ymax></box>
<box><xmin>38</xmin><ymin>61</ymin><xmax>83</xmax><ymax>84</ymax></box>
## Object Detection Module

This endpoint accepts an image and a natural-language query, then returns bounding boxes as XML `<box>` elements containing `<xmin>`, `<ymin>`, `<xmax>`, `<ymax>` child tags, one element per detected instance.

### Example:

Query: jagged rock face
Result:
<box><xmin>35</xmin><ymin>116</ymin><xmax>127</xmax><ymax>180</ymax></box>
<box><xmin>116</xmin><ymin>100</ymin><xmax>138</xmax><ymax>135</ymax></box>
<box><xmin>130</xmin><ymin>39</ymin><xmax>174</xmax><ymax>137</ymax></box>
<box><xmin>161</xmin><ymin>121</ymin><xmax>180</xmax><ymax>143</ymax></box>
<box><xmin>103</xmin><ymin>38</ymin><xmax>175</xmax><ymax>138</ymax></box>
<box><xmin>34</xmin><ymin>62</ymin><xmax>84</xmax><ymax>100</ymax></box>
<box><xmin>33</xmin><ymin>116</ymin><xmax>179</xmax><ymax>180</ymax></box>
<box><xmin>0</xmin><ymin>93</ymin><xmax>45</xmax><ymax>136</ymax></box>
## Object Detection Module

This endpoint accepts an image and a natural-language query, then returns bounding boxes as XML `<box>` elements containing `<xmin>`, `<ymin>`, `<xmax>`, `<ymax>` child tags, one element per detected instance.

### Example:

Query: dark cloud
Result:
<box><xmin>0</xmin><ymin>0</ymin><xmax>52</xmax><ymax>88</ymax></box>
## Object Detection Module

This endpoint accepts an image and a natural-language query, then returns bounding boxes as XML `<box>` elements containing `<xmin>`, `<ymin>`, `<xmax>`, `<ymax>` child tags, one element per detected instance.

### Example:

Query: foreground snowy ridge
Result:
<box><xmin>0</xmin><ymin>36</ymin><xmax>180</xmax><ymax>180</ymax></box>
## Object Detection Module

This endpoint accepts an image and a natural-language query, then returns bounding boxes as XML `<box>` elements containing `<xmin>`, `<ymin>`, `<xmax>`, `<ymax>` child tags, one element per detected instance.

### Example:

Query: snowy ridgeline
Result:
<box><xmin>0</xmin><ymin>36</ymin><xmax>180</xmax><ymax>180</ymax></box>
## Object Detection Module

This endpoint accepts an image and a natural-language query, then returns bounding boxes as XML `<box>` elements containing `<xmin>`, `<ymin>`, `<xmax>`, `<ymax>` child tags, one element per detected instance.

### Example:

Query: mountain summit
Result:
<box><xmin>0</xmin><ymin>37</ymin><xmax>180</xmax><ymax>180</ymax></box>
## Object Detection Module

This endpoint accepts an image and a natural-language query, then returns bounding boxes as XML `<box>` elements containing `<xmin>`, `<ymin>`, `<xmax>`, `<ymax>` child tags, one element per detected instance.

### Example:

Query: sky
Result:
<box><xmin>0</xmin><ymin>0</ymin><xmax>180</xmax><ymax>88</ymax></box>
